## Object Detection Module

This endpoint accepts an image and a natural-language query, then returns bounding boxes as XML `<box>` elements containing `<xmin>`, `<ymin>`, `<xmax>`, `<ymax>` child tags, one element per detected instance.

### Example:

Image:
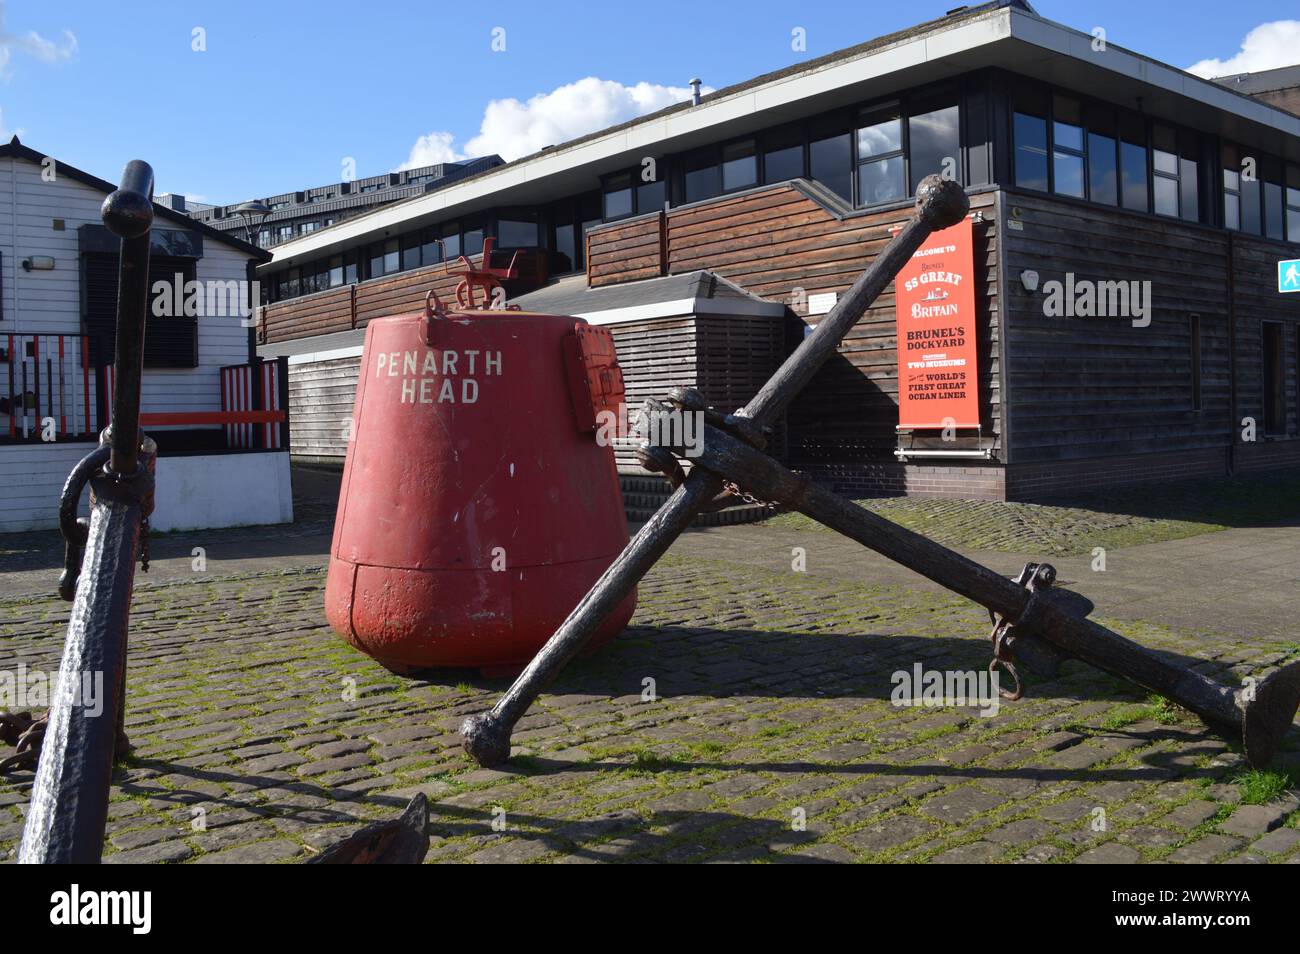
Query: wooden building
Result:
<box><xmin>256</xmin><ymin>1</ymin><xmax>1300</xmax><ymax>501</ymax></box>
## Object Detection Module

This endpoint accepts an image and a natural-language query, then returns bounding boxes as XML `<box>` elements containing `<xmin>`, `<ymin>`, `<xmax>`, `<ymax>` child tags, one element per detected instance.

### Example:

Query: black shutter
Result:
<box><xmin>82</xmin><ymin>254</ymin><xmax>199</xmax><ymax>368</ymax></box>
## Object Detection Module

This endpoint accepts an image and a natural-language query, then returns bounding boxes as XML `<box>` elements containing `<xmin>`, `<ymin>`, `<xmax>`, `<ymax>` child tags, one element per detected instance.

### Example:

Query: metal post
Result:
<box><xmin>19</xmin><ymin>161</ymin><xmax>156</xmax><ymax>864</ymax></box>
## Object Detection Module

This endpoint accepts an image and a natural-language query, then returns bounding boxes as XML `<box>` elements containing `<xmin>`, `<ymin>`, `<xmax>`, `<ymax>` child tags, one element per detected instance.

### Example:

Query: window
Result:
<box><xmin>1119</xmin><ymin>114</ymin><xmax>1148</xmax><ymax>212</ymax></box>
<box><xmin>1190</xmin><ymin>314</ymin><xmax>1202</xmax><ymax>411</ymax></box>
<box><xmin>256</xmin><ymin>228</ymin><xmax>271</xmax><ymax>247</ymax></box>
<box><xmin>1085</xmin><ymin>104</ymin><xmax>1118</xmax><ymax>206</ymax></box>
<box><xmin>763</xmin><ymin>126</ymin><xmax>804</xmax><ymax>184</ymax></box>
<box><xmin>344</xmin><ymin>250</ymin><xmax>359</xmax><ymax>284</ymax></box>
<box><xmin>809</xmin><ymin>116</ymin><xmax>852</xmax><ymax>201</ymax></box>
<box><xmin>299</xmin><ymin>221</ymin><xmax>319</xmax><ymax>235</ymax></box>
<box><xmin>419</xmin><ymin>227</ymin><xmax>442</xmax><ymax>265</ymax></box>
<box><xmin>497</xmin><ymin>212</ymin><xmax>539</xmax><ymax>247</ymax></box>
<box><xmin>328</xmin><ymin>255</ymin><xmax>344</xmax><ymax>288</ymax></box>
<box><xmin>441</xmin><ymin>222</ymin><xmax>461</xmax><ymax>260</ymax></box>
<box><xmin>964</xmin><ymin>89</ymin><xmax>990</xmax><ymax>186</ymax></box>
<box><xmin>1288</xmin><ymin>165</ymin><xmax>1300</xmax><ymax>241</ymax></box>
<box><xmin>637</xmin><ymin>175</ymin><xmax>666</xmax><ymax>213</ymax></box>
<box><xmin>602</xmin><ymin>172</ymin><xmax>634</xmax><ymax>219</ymax></box>
<box><xmin>462</xmin><ymin>220</ymin><xmax>484</xmax><ymax>257</ymax></box>
<box><xmin>1223</xmin><ymin>144</ymin><xmax>1263</xmax><ymax>234</ymax></box>
<box><xmin>721</xmin><ymin>140</ymin><xmax>757</xmax><ymax>192</ymax></box>
<box><xmin>1263</xmin><ymin>321</ymin><xmax>1285</xmax><ymax>435</ymax></box>
<box><xmin>683</xmin><ymin>151</ymin><xmax>721</xmax><ymax>204</ymax></box>
<box><xmin>1052</xmin><ymin>95</ymin><xmax>1085</xmax><ymax>199</ymax></box>
<box><xmin>369</xmin><ymin>238</ymin><xmax>399</xmax><ymax>277</ymax></box>
<box><xmin>550</xmin><ymin>202</ymin><xmax>577</xmax><ymax>273</ymax></box>
<box><xmin>907</xmin><ymin>94</ymin><xmax>960</xmax><ymax>194</ymax></box>
<box><xmin>1152</xmin><ymin>124</ymin><xmax>1180</xmax><ymax>216</ymax></box>
<box><xmin>401</xmin><ymin>233</ymin><xmax>423</xmax><ymax>270</ymax></box>
<box><xmin>856</xmin><ymin>104</ymin><xmax>905</xmax><ymax>205</ymax></box>
<box><xmin>1223</xmin><ymin>146</ymin><xmax>1242</xmax><ymax>230</ymax></box>
<box><xmin>275</xmin><ymin>224</ymin><xmax>293</xmax><ymax>242</ymax></box>
<box><xmin>1013</xmin><ymin>88</ymin><xmax>1049</xmax><ymax>191</ymax></box>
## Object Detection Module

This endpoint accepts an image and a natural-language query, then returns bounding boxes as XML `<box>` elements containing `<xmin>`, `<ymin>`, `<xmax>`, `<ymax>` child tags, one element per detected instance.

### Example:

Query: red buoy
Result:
<box><xmin>325</xmin><ymin>294</ymin><xmax>635</xmax><ymax>674</ymax></box>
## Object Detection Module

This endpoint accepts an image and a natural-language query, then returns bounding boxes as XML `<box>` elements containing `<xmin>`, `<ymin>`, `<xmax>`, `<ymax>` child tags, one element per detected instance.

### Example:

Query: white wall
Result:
<box><xmin>151</xmin><ymin>451</ymin><xmax>293</xmax><ymax>532</ymax></box>
<box><xmin>0</xmin><ymin>442</ymin><xmax>293</xmax><ymax>533</ymax></box>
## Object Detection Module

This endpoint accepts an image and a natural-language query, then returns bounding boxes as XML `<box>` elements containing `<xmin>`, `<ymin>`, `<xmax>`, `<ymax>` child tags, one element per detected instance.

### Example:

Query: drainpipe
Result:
<box><xmin>1226</xmin><ymin>232</ymin><xmax>1237</xmax><ymax>475</ymax></box>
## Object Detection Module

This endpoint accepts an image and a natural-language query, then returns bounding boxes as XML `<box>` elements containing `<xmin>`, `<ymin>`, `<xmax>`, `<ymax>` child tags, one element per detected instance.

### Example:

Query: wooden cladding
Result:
<box><xmin>1002</xmin><ymin>189</ymin><xmax>1300</xmax><ymax>463</ymax></box>
<box><xmin>587</xmin><ymin>183</ymin><xmax>1001</xmax><ymax>462</ymax></box>
<box><xmin>262</xmin><ymin>255</ymin><xmax>483</xmax><ymax>344</ymax></box>
<box><xmin>586</xmin><ymin>211</ymin><xmax>665</xmax><ymax>286</ymax></box>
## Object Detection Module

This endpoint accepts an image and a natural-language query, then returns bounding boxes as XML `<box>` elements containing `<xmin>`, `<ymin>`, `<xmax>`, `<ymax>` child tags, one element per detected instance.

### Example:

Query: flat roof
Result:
<box><xmin>265</xmin><ymin>1</ymin><xmax>1300</xmax><ymax>270</ymax></box>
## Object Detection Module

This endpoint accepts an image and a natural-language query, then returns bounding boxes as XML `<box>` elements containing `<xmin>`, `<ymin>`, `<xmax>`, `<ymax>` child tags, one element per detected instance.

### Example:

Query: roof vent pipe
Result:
<box><xmin>689</xmin><ymin>78</ymin><xmax>702</xmax><ymax>106</ymax></box>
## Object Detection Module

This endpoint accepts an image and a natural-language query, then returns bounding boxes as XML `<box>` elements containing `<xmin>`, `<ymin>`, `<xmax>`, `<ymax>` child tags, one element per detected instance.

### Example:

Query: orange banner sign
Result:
<box><xmin>894</xmin><ymin>218</ymin><xmax>980</xmax><ymax>429</ymax></box>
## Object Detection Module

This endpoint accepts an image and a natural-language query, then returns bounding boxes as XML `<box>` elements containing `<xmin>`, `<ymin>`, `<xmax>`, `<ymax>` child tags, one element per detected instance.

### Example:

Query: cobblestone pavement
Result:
<box><xmin>2</xmin><ymin>547</ymin><xmax>1298</xmax><ymax>863</ymax></box>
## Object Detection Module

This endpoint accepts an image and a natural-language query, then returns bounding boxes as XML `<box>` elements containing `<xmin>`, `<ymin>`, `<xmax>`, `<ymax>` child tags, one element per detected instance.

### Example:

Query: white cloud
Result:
<box><xmin>400</xmin><ymin>131</ymin><xmax>465</xmax><ymax>169</ymax></box>
<box><xmin>1186</xmin><ymin>20</ymin><xmax>1300</xmax><ymax>78</ymax></box>
<box><xmin>398</xmin><ymin>76</ymin><xmax>707</xmax><ymax>169</ymax></box>
<box><xmin>0</xmin><ymin>1</ymin><xmax>77</xmax><ymax>80</ymax></box>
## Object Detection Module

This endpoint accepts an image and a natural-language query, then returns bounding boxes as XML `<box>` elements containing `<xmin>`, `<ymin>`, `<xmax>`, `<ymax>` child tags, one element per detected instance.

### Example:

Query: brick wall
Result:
<box><xmin>1005</xmin><ymin>448</ymin><xmax>1228</xmax><ymax>500</ymax></box>
<box><xmin>802</xmin><ymin>462</ymin><xmax>1007</xmax><ymax>501</ymax></box>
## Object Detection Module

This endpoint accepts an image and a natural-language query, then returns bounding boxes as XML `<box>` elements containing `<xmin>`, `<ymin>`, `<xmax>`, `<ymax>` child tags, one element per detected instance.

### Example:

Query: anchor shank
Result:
<box><xmin>462</xmin><ymin>470</ymin><xmax>724</xmax><ymax>764</ymax></box>
<box><xmin>687</xmin><ymin>420</ymin><xmax>1245</xmax><ymax>732</ymax></box>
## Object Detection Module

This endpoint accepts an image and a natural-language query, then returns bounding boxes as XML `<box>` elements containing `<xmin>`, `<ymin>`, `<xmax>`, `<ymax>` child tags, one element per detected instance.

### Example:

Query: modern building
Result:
<box><xmin>0</xmin><ymin>136</ymin><xmax>293</xmax><ymax>533</ymax></box>
<box><xmin>256</xmin><ymin>0</ymin><xmax>1300</xmax><ymax>501</ymax></box>
<box><xmin>171</xmin><ymin>156</ymin><xmax>503</xmax><ymax>250</ymax></box>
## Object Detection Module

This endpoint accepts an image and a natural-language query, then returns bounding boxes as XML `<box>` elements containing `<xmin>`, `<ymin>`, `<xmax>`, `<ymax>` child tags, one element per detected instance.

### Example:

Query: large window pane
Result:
<box><xmin>857</xmin><ymin>157</ymin><xmax>905</xmax><ymax>205</ymax></box>
<box><xmin>420</xmin><ymin>228</ymin><xmax>442</xmax><ymax>265</ymax></box>
<box><xmin>1120</xmin><ymin>141</ymin><xmax>1148</xmax><ymax>211</ymax></box>
<box><xmin>1179</xmin><ymin>156</ymin><xmax>1199</xmax><ymax>223</ymax></box>
<box><xmin>764</xmin><ymin>143</ymin><xmax>803</xmax><ymax>183</ymax></box>
<box><xmin>441</xmin><ymin>222</ymin><xmax>461</xmax><ymax>260</ymax></box>
<box><xmin>857</xmin><ymin>108</ymin><xmax>902</xmax><ymax>158</ymax></box>
<box><xmin>1265</xmin><ymin>181</ymin><xmax>1284</xmax><ymax>240</ymax></box>
<box><xmin>463</xmin><ymin>225</ymin><xmax>484</xmax><ymax>258</ymax></box>
<box><xmin>1240</xmin><ymin>176</ymin><xmax>1261</xmax><ymax>235</ymax></box>
<box><xmin>383</xmin><ymin>239</ymin><xmax>399</xmax><ymax>274</ymax></box>
<box><xmin>1054</xmin><ymin>152</ymin><xmax>1085</xmax><ymax>198</ymax></box>
<box><xmin>809</xmin><ymin>132</ymin><xmax>852</xmax><ymax>201</ymax></box>
<box><xmin>553</xmin><ymin>223</ymin><xmax>575</xmax><ymax>272</ymax></box>
<box><xmin>401</xmin><ymin>236</ymin><xmax>422</xmax><ymax>271</ymax></box>
<box><xmin>1154</xmin><ymin>176</ymin><xmax>1178</xmax><ymax>216</ymax></box>
<box><xmin>1224</xmin><ymin>193</ymin><xmax>1241</xmax><ymax>231</ymax></box>
<box><xmin>603</xmin><ymin>173</ymin><xmax>633</xmax><ymax>219</ymax></box>
<box><xmin>498</xmin><ymin>218</ymin><xmax>538</xmax><ymax>247</ymax></box>
<box><xmin>684</xmin><ymin>153</ymin><xmax>721</xmax><ymax>204</ymax></box>
<box><xmin>907</xmin><ymin>102</ymin><xmax>960</xmax><ymax>193</ymax></box>
<box><xmin>1088</xmin><ymin>133</ymin><xmax>1118</xmax><ymax>205</ymax></box>
<box><xmin>637</xmin><ymin>178</ymin><xmax>666</xmax><ymax>212</ymax></box>
<box><xmin>1013</xmin><ymin>112</ymin><xmax>1048</xmax><ymax>190</ymax></box>
<box><xmin>722</xmin><ymin>140</ymin><xmax>757</xmax><ymax>192</ymax></box>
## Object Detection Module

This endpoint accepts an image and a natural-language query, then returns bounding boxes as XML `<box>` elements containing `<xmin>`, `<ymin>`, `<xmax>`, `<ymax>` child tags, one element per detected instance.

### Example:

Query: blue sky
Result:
<box><xmin>1</xmin><ymin>0</ymin><xmax>1296</xmax><ymax>204</ymax></box>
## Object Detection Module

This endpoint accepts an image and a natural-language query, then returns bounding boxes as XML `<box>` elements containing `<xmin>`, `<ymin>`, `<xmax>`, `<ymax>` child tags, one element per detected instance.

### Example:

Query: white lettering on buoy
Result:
<box><xmin>388</xmin><ymin>347</ymin><xmax>502</xmax><ymax>404</ymax></box>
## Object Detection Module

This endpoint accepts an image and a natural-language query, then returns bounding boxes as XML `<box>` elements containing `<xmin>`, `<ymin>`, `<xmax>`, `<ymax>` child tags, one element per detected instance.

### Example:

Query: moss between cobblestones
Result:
<box><xmin>3</xmin><ymin>550</ymin><xmax>1298</xmax><ymax>863</ymax></box>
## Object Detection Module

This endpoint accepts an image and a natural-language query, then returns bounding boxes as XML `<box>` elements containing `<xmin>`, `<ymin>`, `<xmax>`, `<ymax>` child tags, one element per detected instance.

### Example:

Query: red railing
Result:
<box><xmin>99</xmin><ymin>358</ymin><xmax>289</xmax><ymax>450</ymax></box>
<box><xmin>2</xmin><ymin>333</ymin><xmax>97</xmax><ymax>440</ymax></box>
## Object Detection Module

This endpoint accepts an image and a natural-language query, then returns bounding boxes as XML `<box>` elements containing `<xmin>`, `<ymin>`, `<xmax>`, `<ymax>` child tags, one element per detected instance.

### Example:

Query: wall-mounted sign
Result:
<box><xmin>807</xmin><ymin>292</ymin><xmax>837</xmax><ymax>315</ymax></box>
<box><xmin>894</xmin><ymin>218</ymin><xmax>980</xmax><ymax>429</ymax></box>
<box><xmin>1280</xmin><ymin>259</ymin><xmax>1300</xmax><ymax>294</ymax></box>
